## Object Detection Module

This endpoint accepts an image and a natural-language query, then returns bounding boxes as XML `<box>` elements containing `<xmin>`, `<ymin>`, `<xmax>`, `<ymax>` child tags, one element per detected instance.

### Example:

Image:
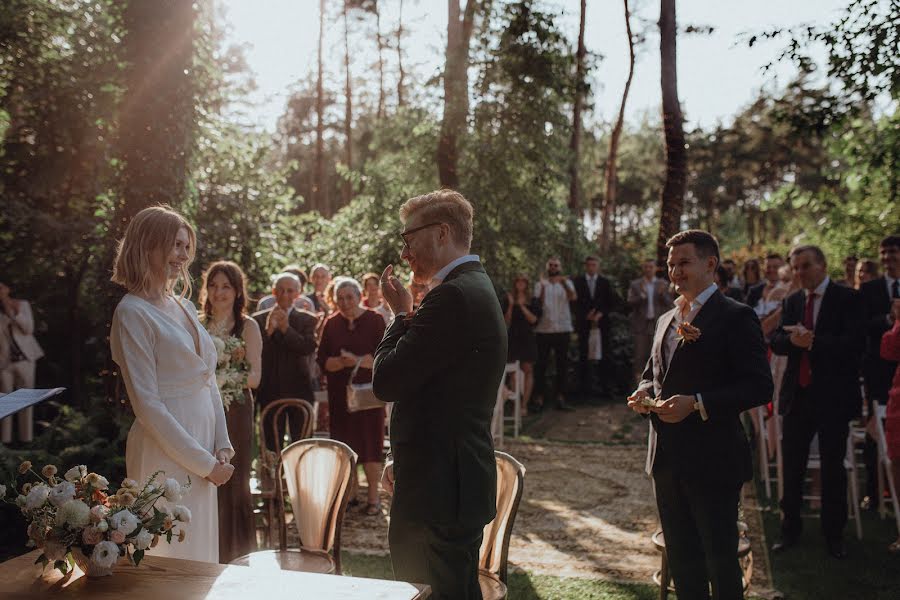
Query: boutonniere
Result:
<box><xmin>676</xmin><ymin>321</ymin><xmax>701</xmax><ymax>345</ymax></box>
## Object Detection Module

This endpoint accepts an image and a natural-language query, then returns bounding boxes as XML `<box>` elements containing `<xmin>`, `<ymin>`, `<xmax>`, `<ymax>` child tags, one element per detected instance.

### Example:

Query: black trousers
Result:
<box><xmin>576</xmin><ymin>326</ymin><xmax>610</xmax><ymax>398</ymax></box>
<box><xmin>389</xmin><ymin>511</ymin><xmax>484</xmax><ymax>600</ymax></box>
<box><xmin>258</xmin><ymin>396</ymin><xmax>309</xmax><ymax>452</ymax></box>
<box><xmin>653</xmin><ymin>460</ymin><xmax>743</xmax><ymax>600</ymax></box>
<box><xmin>780</xmin><ymin>388</ymin><xmax>850</xmax><ymax>543</ymax></box>
<box><xmin>534</xmin><ymin>332</ymin><xmax>570</xmax><ymax>404</ymax></box>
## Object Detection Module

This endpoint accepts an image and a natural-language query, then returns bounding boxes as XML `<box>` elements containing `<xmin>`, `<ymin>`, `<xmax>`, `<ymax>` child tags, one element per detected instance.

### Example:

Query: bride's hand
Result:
<box><xmin>216</xmin><ymin>449</ymin><xmax>232</xmax><ymax>465</ymax></box>
<box><xmin>207</xmin><ymin>462</ymin><xmax>235</xmax><ymax>486</ymax></box>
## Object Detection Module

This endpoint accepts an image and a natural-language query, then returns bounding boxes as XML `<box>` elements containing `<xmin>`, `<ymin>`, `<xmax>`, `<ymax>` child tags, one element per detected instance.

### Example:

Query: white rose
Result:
<box><xmin>48</xmin><ymin>481</ymin><xmax>76</xmax><ymax>508</ymax></box>
<box><xmin>96</xmin><ymin>519</ymin><xmax>109</xmax><ymax>533</ymax></box>
<box><xmin>172</xmin><ymin>505</ymin><xmax>192</xmax><ymax>524</ymax></box>
<box><xmin>109</xmin><ymin>509</ymin><xmax>139</xmax><ymax>534</ymax></box>
<box><xmin>90</xmin><ymin>504</ymin><xmax>110</xmax><ymax>523</ymax></box>
<box><xmin>132</xmin><ymin>528</ymin><xmax>153</xmax><ymax>550</ymax></box>
<box><xmin>91</xmin><ymin>541</ymin><xmax>120</xmax><ymax>569</ymax></box>
<box><xmin>55</xmin><ymin>499</ymin><xmax>91</xmax><ymax>529</ymax></box>
<box><xmin>25</xmin><ymin>484</ymin><xmax>51</xmax><ymax>510</ymax></box>
<box><xmin>216</xmin><ymin>372</ymin><xmax>227</xmax><ymax>389</ymax></box>
<box><xmin>162</xmin><ymin>478</ymin><xmax>182</xmax><ymax>502</ymax></box>
<box><xmin>64</xmin><ymin>465</ymin><xmax>87</xmax><ymax>482</ymax></box>
<box><xmin>212</xmin><ymin>337</ymin><xmax>226</xmax><ymax>362</ymax></box>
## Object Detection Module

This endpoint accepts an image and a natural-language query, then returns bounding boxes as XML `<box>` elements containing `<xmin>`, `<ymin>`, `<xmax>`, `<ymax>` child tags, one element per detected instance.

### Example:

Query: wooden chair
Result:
<box><xmin>478</xmin><ymin>451</ymin><xmax>526</xmax><ymax>600</ymax></box>
<box><xmin>256</xmin><ymin>399</ymin><xmax>314</xmax><ymax>547</ymax></box>
<box><xmin>233</xmin><ymin>438</ymin><xmax>357</xmax><ymax>575</ymax></box>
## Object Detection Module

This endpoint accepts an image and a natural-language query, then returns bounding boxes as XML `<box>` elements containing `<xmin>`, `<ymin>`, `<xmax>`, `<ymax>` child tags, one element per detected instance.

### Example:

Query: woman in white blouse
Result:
<box><xmin>109</xmin><ymin>205</ymin><xmax>234</xmax><ymax>563</ymax></box>
<box><xmin>198</xmin><ymin>260</ymin><xmax>262</xmax><ymax>563</ymax></box>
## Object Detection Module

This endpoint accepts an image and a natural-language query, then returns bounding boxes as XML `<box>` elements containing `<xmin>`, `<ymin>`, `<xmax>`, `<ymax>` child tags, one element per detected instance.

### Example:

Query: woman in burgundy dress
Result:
<box><xmin>317</xmin><ymin>277</ymin><xmax>387</xmax><ymax>515</ymax></box>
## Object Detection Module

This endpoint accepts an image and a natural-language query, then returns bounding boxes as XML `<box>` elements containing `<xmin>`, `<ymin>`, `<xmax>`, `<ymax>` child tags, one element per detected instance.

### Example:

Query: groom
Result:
<box><xmin>628</xmin><ymin>230</ymin><xmax>773</xmax><ymax>600</ymax></box>
<box><xmin>373</xmin><ymin>189</ymin><xmax>507</xmax><ymax>600</ymax></box>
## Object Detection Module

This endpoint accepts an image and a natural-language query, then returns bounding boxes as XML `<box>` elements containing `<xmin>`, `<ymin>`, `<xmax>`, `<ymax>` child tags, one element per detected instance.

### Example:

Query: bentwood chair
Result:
<box><xmin>233</xmin><ymin>438</ymin><xmax>357</xmax><ymax>575</ymax></box>
<box><xmin>479</xmin><ymin>451</ymin><xmax>526</xmax><ymax>600</ymax></box>
<box><xmin>256</xmin><ymin>399</ymin><xmax>315</xmax><ymax>547</ymax></box>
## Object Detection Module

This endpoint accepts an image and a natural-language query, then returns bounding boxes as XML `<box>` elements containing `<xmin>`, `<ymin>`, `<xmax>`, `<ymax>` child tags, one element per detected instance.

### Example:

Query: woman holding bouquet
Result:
<box><xmin>199</xmin><ymin>261</ymin><xmax>262</xmax><ymax>563</ymax></box>
<box><xmin>110</xmin><ymin>206</ymin><xmax>234</xmax><ymax>563</ymax></box>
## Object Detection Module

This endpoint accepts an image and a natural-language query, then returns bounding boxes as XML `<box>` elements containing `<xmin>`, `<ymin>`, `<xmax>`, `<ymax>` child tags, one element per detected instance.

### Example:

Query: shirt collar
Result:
<box><xmin>431</xmin><ymin>254</ymin><xmax>479</xmax><ymax>287</ymax></box>
<box><xmin>674</xmin><ymin>282</ymin><xmax>718</xmax><ymax>314</ymax></box>
<box><xmin>805</xmin><ymin>276</ymin><xmax>830</xmax><ymax>298</ymax></box>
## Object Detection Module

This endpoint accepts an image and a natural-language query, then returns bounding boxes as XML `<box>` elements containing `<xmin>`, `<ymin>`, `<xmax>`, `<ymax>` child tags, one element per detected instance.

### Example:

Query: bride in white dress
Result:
<box><xmin>109</xmin><ymin>205</ymin><xmax>235</xmax><ymax>563</ymax></box>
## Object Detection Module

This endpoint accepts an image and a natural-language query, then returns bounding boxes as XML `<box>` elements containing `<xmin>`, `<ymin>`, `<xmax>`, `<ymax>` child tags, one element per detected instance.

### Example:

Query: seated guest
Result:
<box><xmin>746</xmin><ymin>253</ymin><xmax>784</xmax><ymax>313</ymax></box>
<box><xmin>503</xmin><ymin>273</ymin><xmax>542</xmax><ymax>415</ymax></box>
<box><xmin>742</xmin><ymin>258</ymin><xmax>762</xmax><ymax>301</ymax></box>
<box><xmin>771</xmin><ymin>245</ymin><xmax>865</xmax><ymax>559</ymax></box>
<box><xmin>716</xmin><ymin>266</ymin><xmax>745</xmax><ymax>301</ymax></box>
<box><xmin>881</xmin><ymin>299</ymin><xmax>900</xmax><ymax>551</ymax></box>
<box><xmin>317</xmin><ymin>277</ymin><xmax>387</xmax><ymax>515</ymax></box>
<box><xmin>0</xmin><ymin>281</ymin><xmax>44</xmax><ymax>443</ymax></box>
<box><xmin>362</xmin><ymin>272</ymin><xmax>393</xmax><ymax>324</ymax></box>
<box><xmin>308</xmin><ymin>263</ymin><xmax>333</xmax><ymax>314</ymax></box>
<box><xmin>835</xmin><ymin>255</ymin><xmax>859</xmax><ymax>287</ymax></box>
<box><xmin>856</xmin><ymin>259</ymin><xmax>880</xmax><ymax>289</ymax></box>
<box><xmin>257</xmin><ymin>265</ymin><xmax>314</xmax><ymax>312</ymax></box>
<box><xmin>253</xmin><ymin>273</ymin><xmax>318</xmax><ymax>451</ymax></box>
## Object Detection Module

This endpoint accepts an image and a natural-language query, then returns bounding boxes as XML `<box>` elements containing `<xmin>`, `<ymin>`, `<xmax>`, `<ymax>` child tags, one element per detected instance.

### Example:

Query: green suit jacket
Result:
<box><xmin>373</xmin><ymin>260</ymin><xmax>508</xmax><ymax>527</ymax></box>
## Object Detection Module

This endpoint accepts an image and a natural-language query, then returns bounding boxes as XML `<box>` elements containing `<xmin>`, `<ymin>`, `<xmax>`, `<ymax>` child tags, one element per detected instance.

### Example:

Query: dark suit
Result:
<box><xmin>744</xmin><ymin>281</ymin><xmax>766</xmax><ymax>309</ymax></box>
<box><xmin>253</xmin><ymin>307</ymin><xmax>318</xmax><ymax>450</ymax></box>
<box><xmin>771</xmin><ymin>281</ymin><xmax>864</xmax><ymax>544</ymax></box>
<box><xmin>571</xmin><ymin>273</ymin><xmax>617</xmax><ymax>397</ymax></box>
<box><xmin>639</xmin><ymin>289</ymin><xmax>772</xmax><ymax>600</ymax></box>
<box><xmin>373</xmin><ymin>261</ymin><xmax>507</xmax><ymax>600</ymax></box>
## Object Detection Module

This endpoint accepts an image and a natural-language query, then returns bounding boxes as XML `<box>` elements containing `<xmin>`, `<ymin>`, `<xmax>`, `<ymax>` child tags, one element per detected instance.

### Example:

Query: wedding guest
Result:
<box><xmin>742</xmin><ymin>258</ymin><xmax>762</xmax><ymax>300</ymax></box>
<box><xmin>307</xmin><ymin>263</ymin><xmax>332</xmax><ymax>314</ymax></box>
<box><xmin>110</xmin><ymin>205</ymin><xmax>234</xmax><ymax>563</ymax></box>
<box><xmin>880</xmin><ymin>299</ymin><xmax>900</xmax><ymax>551</ymax></box>
<box><xmin>199</xmin><ymin>261</ymin><xmax>263</xmax><ymax>564</ymax></box>
<box><xmin>571</xmin><ymin>256</ymin><xmax>617</xmax><ymax>400</ymax></box>
<box><xmin>760</xmin><ymin>265</ymin><xmax>801</xmax><ymax>338</ymax></box>
<box><xmin>317</xmin><ymin>277</ymin><xmax>387</xmax><ymax>515</ymax></box>
<box><xmin>0</xmin><ymin>282</ymin><xmax>45</xmax><ymax>443</ymax></box>
<box><xmin>503</xmin><ymin>273</ymin><xmax>542</xmax><ymax>415</ymax></box>
<box><xmin>723</xmin><ymin>258</ymin><xmax>742</xmax><ymax>290</ymax></box>
<box><xmin>716</xmin><ymin>266</ymin><xmax>745</xmax><ymax>301</ymax></box>
<box><xmin>373</xmin><ymin>189</ymin><xmax>507</xmax><ymax>599</ymax></box>
<box><xmin>745</xmin><ymin>253</ymin><xmax>784</xmax><ymax>312</ymax></box>
<box><xmin>257</xmin><ymin>265</ymin><xmax>314</xmax><ymax>312</ymax></box>
<box><xmin>835</xmin><ymin>255</ymin><xmax>859</xmax><ymax>287</ymax></box>
<box><xmin>628</xmin><ymin>229</ymin><xmax>772</xmax><ymax>600</ymax></box>
<box><xmin>533</xmin><ymin>257</ymin><xmax>577</xmax><ymax>411</ymax></box>
<box><xmin>627</xmin><ymin>259</ymin><xmax>673</xmax><ymax>382</ymax></box>
<box><xmin>362</xmin><ymin>272</ymin><xmax>394</xmax><ymax>324</ymax></box>
<box><xmin>771</xmin><ymin>245</ymin><xmax>865</xmax><ymax>559</ymax></box>
<box><xmin>856</xmin><ymin>259</ymin><xmax>879</xmax><ymax>289</ymax></box>
<box><xmin>253</xmin><ymin>273</ymin><xmax>318</xmax><ymax>452</ymax></box>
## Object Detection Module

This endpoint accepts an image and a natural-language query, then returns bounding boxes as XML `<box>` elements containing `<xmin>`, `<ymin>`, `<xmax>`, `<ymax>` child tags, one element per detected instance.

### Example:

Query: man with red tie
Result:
<box><xmin>771</xmin><ymin>245</ymin><xmax>865</xmax><ymax>559</ymax></box>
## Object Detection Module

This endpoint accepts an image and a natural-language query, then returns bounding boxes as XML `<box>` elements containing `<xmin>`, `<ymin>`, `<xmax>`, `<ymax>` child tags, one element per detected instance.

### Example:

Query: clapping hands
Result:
<box><xmin>380</xmin><ymin>265</ymin><xmax>413</xmax><ymax>315</ymax></box>
<box><xmin>785</xmin><ymin>324</ymin><xmax>814</xmax><ymax>349</ymax></box>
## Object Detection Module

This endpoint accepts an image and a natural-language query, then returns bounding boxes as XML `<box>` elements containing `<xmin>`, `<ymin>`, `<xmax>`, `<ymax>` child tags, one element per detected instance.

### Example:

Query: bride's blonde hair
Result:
<box><xmin>111</xmin><ymin>205</ymin><xmax>196</xmax><ymax>298</ymax></box>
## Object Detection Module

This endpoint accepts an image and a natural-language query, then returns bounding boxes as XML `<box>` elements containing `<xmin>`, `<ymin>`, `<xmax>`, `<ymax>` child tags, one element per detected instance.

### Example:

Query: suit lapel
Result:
<box><xmin>814</xmin><ymin>282</ymin><xmax>835</xmax><ymax>334</ymax></box>
<box><xmin>654</xmin><ymin>308</ymin><xmax>678</xmax><ymax>381</ymax></box>
<box><xmin>662</xmin><ymin>290</ymin><xmax>723</xmax><ymax>383</ymax></box>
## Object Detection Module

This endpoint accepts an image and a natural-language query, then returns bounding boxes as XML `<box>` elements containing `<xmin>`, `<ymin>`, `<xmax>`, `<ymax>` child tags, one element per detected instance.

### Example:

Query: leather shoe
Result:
<box><xmin>770</xmin><ymin>539</ymin><xmax>796</xmax><ymax>554</ymax></box>
<box><xmin>827</xmin><ymin>540</ymin><xmax>847</xmax><ymax>559</ymax></box>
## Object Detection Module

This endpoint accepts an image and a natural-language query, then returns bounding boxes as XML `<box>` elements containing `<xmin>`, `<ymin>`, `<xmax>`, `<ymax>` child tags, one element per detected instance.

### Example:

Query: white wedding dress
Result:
<box><xmin>110</xmin><ymin>293</ymin><xmax>233</xmax><ymax>563</ymax></box>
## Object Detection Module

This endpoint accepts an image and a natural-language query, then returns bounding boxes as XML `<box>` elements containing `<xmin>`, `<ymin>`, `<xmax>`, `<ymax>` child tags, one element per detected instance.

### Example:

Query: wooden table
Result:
<box><xmin>0</xmin><ymin>550</ymin><xmax>430</xmax><ymax>599</ymax></box>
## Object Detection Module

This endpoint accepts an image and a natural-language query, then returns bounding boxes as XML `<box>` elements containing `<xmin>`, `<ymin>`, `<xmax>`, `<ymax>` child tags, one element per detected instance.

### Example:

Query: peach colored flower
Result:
<box><xmin>177</xmin><ymin>529</ymin><xmax>186</xmax><ymax>543</ymax></box>
<box><xmin>110</xmin><ymin>529</ymin><xmax>126</xmax><ymax>544</ymax></box>
<box><xmin>18</xmin><ymin>461</ymin><xmax>32</xmax><ymax>475</ymax></box>
<box><xmin>41</xmin><ymin>465</ymin><xmax>57</xmax><ymax>478</ymax></box>
<box><xmin>676</xmin><ymin>322</ymin><xmax>701</xmax><ymax>345</ymax></box>
<box><xmin>82</xmin><ymin>526</ymin><xmax>103</xmax><ymax>546</ymax></box>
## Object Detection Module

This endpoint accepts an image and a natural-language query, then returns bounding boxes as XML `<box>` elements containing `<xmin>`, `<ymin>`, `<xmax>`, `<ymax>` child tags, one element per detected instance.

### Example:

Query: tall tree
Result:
<box><xmin>600</xmin><ymin>0</ymin><xmax>635</xmax><ymax>252</ymax></box>
<box><xmin>656</xmin><ymin>0</ymin><xmax>687</xmax><ymax>262</ymax></box>
<box><xmin>314</xmin><ymin>0</ymin><xmax>327</xmax><ymax>212</ymax></box>
<box><xmin>342</xmin><ymin>0</ymin><xmax>353</xmax><ymax>207</ymax></box>
<box><xmin>567</xmin><ymin>0</ymin><xmax>587</xmax><ymax>214</ymax></box>
<box><xmin>374</xmin><ymin>1</ymin><xmax>386</xmax><ymax>118</ymax></box>
<box><xmin>397</xmin><ymin>0</ymin><xmax>406</xmax><ymax>107</ymax></box>
<box><xmin>436</xmin><ymin>0</ymin><xmax>477</xmax><ymax>188</ymax></box>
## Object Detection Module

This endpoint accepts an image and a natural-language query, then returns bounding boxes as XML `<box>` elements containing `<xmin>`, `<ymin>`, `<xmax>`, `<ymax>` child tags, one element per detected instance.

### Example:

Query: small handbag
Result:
<box><xmin>346</xmin><ymin>358</ymin><xmax>384</xmax><ymax>413</ymax></box>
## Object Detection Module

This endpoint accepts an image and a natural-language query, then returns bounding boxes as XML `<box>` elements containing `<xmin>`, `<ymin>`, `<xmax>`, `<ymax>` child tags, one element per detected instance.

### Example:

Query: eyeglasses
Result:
<box><xmin>399</xmin><ymin>222</ymin><xmax>443</xmax><ymax>249</ymax></box>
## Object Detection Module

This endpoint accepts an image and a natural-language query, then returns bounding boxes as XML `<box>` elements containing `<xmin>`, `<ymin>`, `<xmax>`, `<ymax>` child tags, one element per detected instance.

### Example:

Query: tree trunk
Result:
<box><xmin>397</xmin><ymin>0</ymin><xmax>406</xmax><ymax>107</ymax></box>
<box><xmin>568</xmin><ymin>0</ymin><xmax>587</xmax><ymax>214</ymax></box>
<box><xmin>375</xmin><ymin>4</ymin><xmax>386</xmax><ymax>119</ymax></box>
<box><xmin>343</xmin><ymin>2</ymin><xmax>353</xmax><ymax>208</ymax></box>
<box><xmin>600</xmin><ymin>0</ymin><xmax>635</xmax><ymax>252</ymax></box>
<box><xmin>436</xmin><ymin>0</ymin><xmax>476</xmax><ymax>188</ymax></box>
<box><xmin>655</xmin><ymin>0</ymin><xmax>688</xmax><ymax>263</ymax></box>
<box><xmin>314</xmin><ymin>0</ymin><xmax>326</xmax><ymax>213</ymax></box>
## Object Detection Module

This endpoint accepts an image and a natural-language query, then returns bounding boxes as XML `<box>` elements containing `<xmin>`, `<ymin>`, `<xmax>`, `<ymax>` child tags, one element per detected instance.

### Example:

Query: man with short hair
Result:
<box><xmin>373</xmin><ymin>189</ymin><xmax>507</xmax><ymax>600</ymax></box>
<box><xmin>628</xmin><ymin>229</ymin><xmax>772</xmax><ymax>600</ymax></box>
<box><xmin>253</xmin><ymin>273</ymin><xmax>318</xmax><ymax>451</ymax></box>
<box><xmin>533</xmin><ymin>257</ymin><xmax>577</xmax><ymax>411</ymax></box>
<box><xmin>308</xmin><ymin>263</ymin><xmax>332</xmax><ymax>313</ymax></box>
<box><xmin>571</xmin><ymin>256</ymin><xmax>617</xmax><ymax>400</ymax></box>
<box><xmin>771</xmin><ymin>245</ymin><xmax>865</xmax><ymax>559</ymax></box>
<box><xmin>723</xmin><ymin>258</ymin><xmax>742</xmax><ymax>290</ymax></box>
<box><xmin>627</xmin><ymin>259</ymin><xmax>672</xmax><ymax>383</ymax></box>
<box><xmin>257</xmin><ymin>265</ymin><xmax>314</xmax><ymax>312</ymax></box>
<box><xmin>745</xmin><ymin>253</ymin><xmax>784</xmax><ymax>311</ymax></box>
<box><xmin>835</xmin><ymin>255</ymin><xmax>859</xmax><ymax>288</ymax></box>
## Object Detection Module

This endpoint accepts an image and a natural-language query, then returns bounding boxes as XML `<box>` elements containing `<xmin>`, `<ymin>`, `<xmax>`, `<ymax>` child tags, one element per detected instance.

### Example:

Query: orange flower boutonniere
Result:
<box><xmin>676</xmin><ymin>322</ymin><xmax>701</xmax><ymax>345</ymax></box>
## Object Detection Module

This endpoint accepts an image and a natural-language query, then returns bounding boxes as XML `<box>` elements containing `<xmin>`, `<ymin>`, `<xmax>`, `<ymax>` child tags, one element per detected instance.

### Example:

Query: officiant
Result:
<box><xmin>628</xmin><ymin>230</ymin><xmax>773</xmax><ymax>600</ymax></box>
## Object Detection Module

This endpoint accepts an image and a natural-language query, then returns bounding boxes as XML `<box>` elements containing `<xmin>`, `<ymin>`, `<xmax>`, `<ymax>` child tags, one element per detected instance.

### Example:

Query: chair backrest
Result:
<box><xmin>260</xmin><ymin>398</ymin><xmax>314</xmax><ymax>453</ymax></box>
<box><xmin>278</xmin><ymin>439</ymin><xmax>357</xmax><ymax>571</ymax></box>
<box><xmin>479</xmin><ymin>451</ymin><xmax>526</xmax><ymax>584</ymax></box>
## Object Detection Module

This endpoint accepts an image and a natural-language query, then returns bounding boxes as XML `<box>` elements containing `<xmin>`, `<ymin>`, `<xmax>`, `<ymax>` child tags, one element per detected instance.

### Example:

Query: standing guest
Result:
<box><xmin>771</xmin><ymin>245</ymin><xmax>865</xmax><ymax>559</ymax></box>
<box><xmin>571</xmin><ymin>256</ymin><xmax>617</xmax><ymax>401</ymax></box>
<box><xmin>745</xmin><ymin>253</ymin><xmax>784</xmax><ymax>311</ymax></box>
<box><xmin>880</xmin><ymin>299</ymin><xmax>900</xmax><ymax>551</ymax></box>
<box><xmin>199</xmin><ymin>261</ymin><xmax>263</xmax><ymax>564</ymax></box>
<box><xmin>742</xmin><ymin>259</ymin><xmax>762</xmax><ymax>300</ymax></box>
<box><xmin>503</xmin><ymin>273</ymin><xmax>542</xmax><ymax>415</ymax></box>
<box><xmin>362</xmin><ymin>272</ymin><xmax>394</xmax><ymax>325</ymax></box>
<box><xmin>533</xmin><ymin>257</ymin><xmax>577</xmax><ymax>411</ymax></box>
<box><xmin>257</xmin><ymin>265</ymin><xmax>314</xmax><ymax>312</ymax></box>
<box><xmin>860</xmin><ymin>235</ymin><xmax>900</xmax><ymax>508</ymax></box>
<box><xmin>855</xmin><ymin>259</ymin><xmax>879</xmax><ymax>289</ymax></box>
<box><xmin>253</xmin><ymin>273</ymin><xmax>318</xmax><ymax>451</ymax></box>
<box><xmin>627</xmin><ymin>230</ymin><xmax>772</xmax><ymax>600</ymax></box>
<box><xmin>373</xmin><ymin>189</ymin><xmax>507</xmax><ymax>600</ymax></box>
<box><xmin>307</xmin><ymin>263</ymin><xmax>332</xmax><ymax>314</ymax></box>
<box><xmin>109</xmin><ymin>205</ymin><xmax>234</xmax><ymax>563</ymax></box>
<box><xmin>317</xmin><ymin>277</ymin><xmax>387</xmax><ymax>515</ymax></box>
<box><xmin>723</xmin><ymin>258</ymin><xmax>742</xmax><ymax>290</ymax></box>
<box><xmin>627</xmin><ymin>259</ymin><xmax>673</xmax><ymax>382</ymax></box>
<box><xmin>0</xmin><ymin>282</ymin><xmax>45</xmax><ymax>443</ymax></box>
<box><xmin>716</xmin><ymin>266</ymin><xmax>745</xmax><ymax>301</ymax></box>
<box><xmin>835</xmin><ymin>255</ymin><xmax>859</xmax><ymax>287</ymax></box>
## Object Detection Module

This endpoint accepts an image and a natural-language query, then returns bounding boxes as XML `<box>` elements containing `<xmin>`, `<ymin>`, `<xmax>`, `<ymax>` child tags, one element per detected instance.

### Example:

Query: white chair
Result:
<box><xmin>492</xmin><ymin>383</ymin><xmax>505</xmax><ymax>449</ymax></box>
<box><xmin>803</xmin><ymin>431</ymin><xmax>863</xmax><ymax>540</ymax></box>
<box><xmin>870</xmin><ymin>403</ymin><xmax>900</xmax><ymax>531</ymax></box>
<box><xmin>502</xmin><ymin>362</ymin><xmax>523</xmax><ymax>439</ymax></box>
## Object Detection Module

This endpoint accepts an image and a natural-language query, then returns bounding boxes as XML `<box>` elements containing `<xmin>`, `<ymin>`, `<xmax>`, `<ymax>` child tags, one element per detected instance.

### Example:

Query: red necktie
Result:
<box><xmin>798</xmin><ymin>292</ymin><xmax>815</xmax><ymax>387</ymax></box>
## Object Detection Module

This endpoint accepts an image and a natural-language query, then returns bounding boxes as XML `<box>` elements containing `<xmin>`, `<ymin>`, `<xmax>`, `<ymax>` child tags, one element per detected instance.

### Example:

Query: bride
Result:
<box><xmin>109</xmin><ymin>205</ymin><xmax>234</xmax><ymax>563</ymax></box>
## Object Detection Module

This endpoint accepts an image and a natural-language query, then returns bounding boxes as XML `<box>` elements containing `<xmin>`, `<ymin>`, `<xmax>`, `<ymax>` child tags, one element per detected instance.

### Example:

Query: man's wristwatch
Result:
<box><xmin>693</xmin><ymin>399</ymin><xmax>701</xmax><ymax>412</ymax></box>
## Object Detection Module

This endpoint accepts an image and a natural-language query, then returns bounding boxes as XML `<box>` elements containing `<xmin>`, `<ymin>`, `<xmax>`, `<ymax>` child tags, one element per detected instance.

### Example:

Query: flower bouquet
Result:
<box><xmin>2</xmin><ymin>461</ymin><xmax>191</xmax><ymax>578</ymax></box>
<box><xmin>209</xmin><ymin>333</ymin><xmax>249</xmax><ymax>411</ymax></box>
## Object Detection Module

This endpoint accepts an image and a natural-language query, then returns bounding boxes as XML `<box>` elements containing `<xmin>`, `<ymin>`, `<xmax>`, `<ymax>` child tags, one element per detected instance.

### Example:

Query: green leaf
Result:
<box><xmin>54</xmin><ymin>560</ymin><xmax>68</xmax><ymax>575</ymax></box>
<box><xmin>132</xmin><ymin>549</ymin><xmax>144</xmax><ymax>567</ymax></box>
<box><xmin>34</xmin><ymin>553</ymin><xmax>48</xmax><ymax>567</ymax></box>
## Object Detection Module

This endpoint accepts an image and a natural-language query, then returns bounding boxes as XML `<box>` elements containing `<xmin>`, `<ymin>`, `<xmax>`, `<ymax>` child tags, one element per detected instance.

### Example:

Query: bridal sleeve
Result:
<box><xmin>242</xmin><ymin>317</ymin><xmax>263</xmax><ymax>389</ymax></box>
<box><xmin>111</xmin><ymin>304</ymin><xmax>219</xmax><ymax>478</ymax></box>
